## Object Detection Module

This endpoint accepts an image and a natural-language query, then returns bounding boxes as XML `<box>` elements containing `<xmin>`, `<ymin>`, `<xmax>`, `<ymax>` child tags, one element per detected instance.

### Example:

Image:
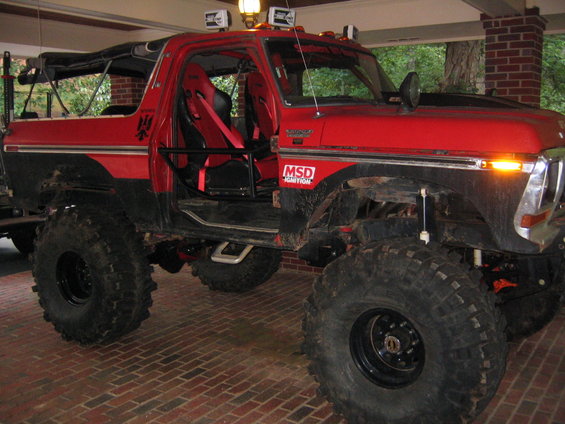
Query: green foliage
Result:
<box><xmin>306</xmin><ymin>68</ymin><xmax>372</xmax><ymax>99</ymax></box>
<box><xmin>372</xmin><ymin>44</ymin><xmax>446</xmax><ymax>92</ymax></box>
<box><xmin>541</xmin><ymin>35</ymin><xmax>565</xmax><ymax>114</ymax></box>
<box><xmin>59</xmin><ymin>75</ymin><xmax>111</xmax><ymax>115</ymax></box>
<box><xmin>1</xmin><ymin>58</ymin><xmax>110</xmax><ymax>118</ymax></box>
<box><xmin>210</xmin><ymin>75</ymin><xmax>239</xmax><ymax>116</ymax></box>
<box><xmin>374</xmin><ymin>37</ymin><xmax>564</xmax><ymax>114</ymax></box>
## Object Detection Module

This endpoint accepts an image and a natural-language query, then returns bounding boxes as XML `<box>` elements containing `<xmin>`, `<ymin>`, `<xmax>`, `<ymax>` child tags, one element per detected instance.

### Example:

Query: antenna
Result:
<box><xmin>285</xmin><ymin>0</ymin><xmax>323</xmax><ymax>118</ymax></box>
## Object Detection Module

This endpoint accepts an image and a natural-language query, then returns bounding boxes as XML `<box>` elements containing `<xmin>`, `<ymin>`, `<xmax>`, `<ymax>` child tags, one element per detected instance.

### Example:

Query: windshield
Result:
<box><xmin>265</xmin><ymin>38</ymin><xmax>395</xmax><ymax>106</ymax></box>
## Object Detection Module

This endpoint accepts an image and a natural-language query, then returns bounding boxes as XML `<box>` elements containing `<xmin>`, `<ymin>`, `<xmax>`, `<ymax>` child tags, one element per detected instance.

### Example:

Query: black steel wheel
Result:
<box><xmin>303</xmin><ymin>239</ymin><xmax>507</xmax><ymax>424</ymax></box>
<box><xmin>32</xmin><ymin>207</ymin><xmax>156</xmax><ymax>344</ymax></box>
<box><xmin>350</xmin><ymin>308</ymin><xmax>425</xmax><ymax>389</ymax></box>
<box><xmin>56</xmin><ymin>251</ymin><xmax>93</xmax><ymax>306</ymax></box>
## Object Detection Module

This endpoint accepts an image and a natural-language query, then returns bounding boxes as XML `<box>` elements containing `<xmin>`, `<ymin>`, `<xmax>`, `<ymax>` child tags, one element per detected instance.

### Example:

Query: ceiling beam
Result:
<box><xmin>460</xmin><ymin>0</ymin><xmax>525</xmax><ymax>17</ymax></box>
<box><xmin>0</xmin><ymin>0</ymin><xmax>212</xmax><ymax>33</ymax></box>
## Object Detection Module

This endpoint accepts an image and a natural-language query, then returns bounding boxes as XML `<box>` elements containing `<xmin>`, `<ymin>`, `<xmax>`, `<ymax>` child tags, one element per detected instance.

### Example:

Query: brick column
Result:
<box><xmin>481</xmin><ymin>7</ymin><xmax>546</xmax><ymax>107</ymax></box>
<box><xmin>110</xmin><ymin>75</ymin><xmax>146</xmax><ymax>105</ymax></box>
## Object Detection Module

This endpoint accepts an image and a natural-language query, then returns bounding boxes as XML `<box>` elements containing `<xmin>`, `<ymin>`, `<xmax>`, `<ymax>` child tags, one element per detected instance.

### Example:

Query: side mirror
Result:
<box><xmin>399</xmin><ymin>72</ymin><xmax>421</xmax><ymax>111</ymax></box>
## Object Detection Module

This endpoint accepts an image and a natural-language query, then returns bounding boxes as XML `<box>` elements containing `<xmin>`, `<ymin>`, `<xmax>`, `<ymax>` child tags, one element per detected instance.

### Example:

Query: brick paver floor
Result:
<box><xmin>1</xmin><ymin>267</ymin><xmax>564</xmax><ymax>424</ymax></box>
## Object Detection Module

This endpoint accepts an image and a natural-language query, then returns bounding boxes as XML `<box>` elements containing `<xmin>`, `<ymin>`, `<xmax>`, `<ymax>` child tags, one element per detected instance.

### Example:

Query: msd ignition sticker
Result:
<box><xmin>283</xmin><ymin>164</ymin><xmax>316</xmax><ymax>185</ymax></box>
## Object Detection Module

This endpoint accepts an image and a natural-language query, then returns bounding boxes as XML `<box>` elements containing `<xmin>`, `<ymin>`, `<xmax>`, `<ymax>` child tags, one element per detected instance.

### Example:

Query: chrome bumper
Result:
<box><xmin>514</xmin><ymin>147</ymin><xmax>565</xmax><ymax>250</ymax></box>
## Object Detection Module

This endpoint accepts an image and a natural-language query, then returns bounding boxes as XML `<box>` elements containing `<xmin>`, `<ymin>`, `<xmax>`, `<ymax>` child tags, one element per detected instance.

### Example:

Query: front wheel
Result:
<box><xmin>32</xmin><ymin>207</ymin><xmax>156</xmax><ymax>344</ymax></box>
<box><xmin>303</xmin><ymin>239</ymin><xmax>507</xmax><ymax>424</ymax></box>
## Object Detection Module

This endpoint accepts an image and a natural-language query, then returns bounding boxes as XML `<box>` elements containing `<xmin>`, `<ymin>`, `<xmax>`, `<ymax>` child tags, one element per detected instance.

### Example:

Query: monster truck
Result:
<box><xmin>1</xmin><ymin>17</ymin><xmax>564</xmax><ymax>424</ymax></box>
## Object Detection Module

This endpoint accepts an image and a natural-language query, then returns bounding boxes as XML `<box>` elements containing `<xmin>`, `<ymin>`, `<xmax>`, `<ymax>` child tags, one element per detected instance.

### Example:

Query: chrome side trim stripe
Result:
<box><xmin>279</xmin><ymin>147</ymin><xmax>534</xmax><ymax>173</ymax></box>
<box><xmin>4</xmin><ymin>145</ymin><xmax>149</xmax><ymax>156</ymax></box>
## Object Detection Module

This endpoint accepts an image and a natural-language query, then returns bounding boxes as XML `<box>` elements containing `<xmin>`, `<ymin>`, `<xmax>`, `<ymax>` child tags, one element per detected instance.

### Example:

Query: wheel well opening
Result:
<box><xmin>301</xmin><ymin>176</ymin><xmax>494</xmax><ymax>260</ymax></box>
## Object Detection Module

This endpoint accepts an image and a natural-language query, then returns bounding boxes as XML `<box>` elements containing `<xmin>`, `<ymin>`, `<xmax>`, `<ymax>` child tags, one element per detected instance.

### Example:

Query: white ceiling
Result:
<box><xmin>0</xmin><ymin>0</ymin><xmax>563</xmax><ymax>57</ymax></box>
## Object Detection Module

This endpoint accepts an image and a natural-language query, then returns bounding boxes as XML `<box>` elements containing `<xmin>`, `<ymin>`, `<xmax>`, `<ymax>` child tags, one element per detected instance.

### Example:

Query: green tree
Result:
<box><xmin>541</xmin><ymin>34</ymin><xmax>565</xmax><ymax>114</ymax></box>
<box><xmin>374</xmin><ymin>37</ymin><xmax>564</xmax><ymax>114</ymax></box>
<box><xmin>1</xmin><ymin>58</ymin><xmax>110</xmax><ymax>118</ymax></box>
<box><xmin>306</xmin><ymin>68</ymin><xmax>372</xmax><ymax>99</ymax></box>
<box><xmin>373</xmin><ymin>44</ymin><xmax>446</xmax><ymax>92</ymax></box>
<box><xmin>210</xmin><ymin>75</ymin><xmax>239</xmax><ymax>116</ymax></box>
<box><xmin>59</xmin><ymin>75</ymin><xmax>111</xmax><ymax>115</ymax></box>
<box><xmin>440</xmin><ymin>40</ymin><xmax>482</xmax><ymax>93</ymax></box>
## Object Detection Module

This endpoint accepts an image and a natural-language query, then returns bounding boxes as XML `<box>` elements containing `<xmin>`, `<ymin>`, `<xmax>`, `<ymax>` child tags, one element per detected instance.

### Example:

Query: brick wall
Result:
<box><xmin>481</xmin><ymin>7</ymin><xmax>546</xmax><ymax>107</ymax></box>
<box><xmin>110</xmin><ymin>75</ymin><xmax>146</xmax><ymax>105</ymax></box>
<box><xmin>281</xmin><ymin>251</ymin><xmax>323</xmax><ymax>274</ymax></box>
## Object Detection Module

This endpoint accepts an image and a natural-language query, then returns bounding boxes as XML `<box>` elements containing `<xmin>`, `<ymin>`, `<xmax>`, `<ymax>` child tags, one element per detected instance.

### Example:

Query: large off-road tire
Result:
<box><xmin>303</xmin><ymin>239</ymin><xmax>507</xmax><ymax>424</ymax></box>
<box><xmin>9</xmin><ymin>227</ymin><xmax>36</xmax><ymax>255</ymax></box>
<box><xmin>32</xmin><ymin>207</ymin><xmax>156</xmax><ymax>344</ymax></box>
<box><xmin>500</xmin><ymin>265</ymin><xmax>565</xmax><ymax>341</ymax></box>
<box><xmin>192</xmin><ymin>246</ymin><xmax>281</xmax><ymax>293</ymax></box>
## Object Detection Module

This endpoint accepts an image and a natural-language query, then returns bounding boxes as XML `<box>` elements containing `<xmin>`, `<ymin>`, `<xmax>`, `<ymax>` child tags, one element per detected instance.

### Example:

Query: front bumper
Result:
<box><xmin>514</xmin><ymin>147</ymin><xmax>565</xmax><ymax>250</ymax></box>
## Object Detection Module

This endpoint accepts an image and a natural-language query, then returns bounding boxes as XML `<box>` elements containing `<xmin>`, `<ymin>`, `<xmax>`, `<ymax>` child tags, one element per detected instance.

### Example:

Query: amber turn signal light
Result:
<box><xmin>481</xmin><ymin>160</ymin><xmax>522</xmax><ymax>171</ymax></box>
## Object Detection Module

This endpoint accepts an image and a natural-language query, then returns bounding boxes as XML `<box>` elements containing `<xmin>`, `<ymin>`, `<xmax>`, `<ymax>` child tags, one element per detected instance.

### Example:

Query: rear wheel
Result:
<box><xmin>32</xmin><ymin>207</ymin><xmax>156</xmax><ymax>344</ymax></box>
<box><xmin>303</xmin><ymin>239</ymin><xmax>507</xmax><ymax>424</ymax></box>
<box><xmin>483</xmin><ymin>254</ymin><xmax>565</xmax><ymax>341</ymax></box>
<box><xmin>192</xmin><ymin>245</ymin><xmax>281</xmax><ymax>293</ymax></box>
<box><xmin>500</xmin><ymin>268</ymin><xmax>565</xmax><ymax>341</ymax></box>
<box><xmin>9</xmin><ymin>227</ymin><xmax>36</xmax><ymax>255</ymax></box>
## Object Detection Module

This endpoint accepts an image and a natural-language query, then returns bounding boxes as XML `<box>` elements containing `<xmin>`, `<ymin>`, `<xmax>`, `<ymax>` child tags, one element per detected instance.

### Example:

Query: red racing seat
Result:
<box><xmin>246</xmin><ymin>71</ymin><xmax>277</xmax><ymax>142</ymax></box>
<box><xmin>182</xmin><ymin>63</ymin><xmax>244</xmax><ymax>168</ymax></box>
<box><xmin>179</xmin><ymin>63</ymin><xmax>278</xmax><ymax>192</ymax></box>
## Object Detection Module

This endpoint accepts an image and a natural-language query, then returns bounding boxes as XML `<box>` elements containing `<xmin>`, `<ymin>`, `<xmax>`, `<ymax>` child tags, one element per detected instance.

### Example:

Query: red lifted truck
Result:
<box><xmin>1</xmin><ymin>20</ymin><xmax>564</xmax><ymax>423</ymax></box>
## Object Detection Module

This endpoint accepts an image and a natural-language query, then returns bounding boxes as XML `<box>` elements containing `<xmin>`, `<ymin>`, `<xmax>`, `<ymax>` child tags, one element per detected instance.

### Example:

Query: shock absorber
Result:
<box><xmin>417</xmin><ymin>188</ymin><xmax>435</xmax><ymax>243</ymax></box>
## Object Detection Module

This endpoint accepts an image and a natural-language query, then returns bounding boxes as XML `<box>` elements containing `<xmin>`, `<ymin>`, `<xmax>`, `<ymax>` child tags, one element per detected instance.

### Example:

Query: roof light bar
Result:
<box><xmin>204</xmin><ymin>10</ymin><xmax>231</xmax><ymax>31</ymax></box>
<box><xmin>343</xmin><ymin>24</ymin><xmax>359</xmax><ymax>41</ymax></box>
<box><xmin>268</xmin><ymin>7</ymin><xmax>296</xmax><ymax>28</ymax></box>
<box><xmin>254</xmin><ymin>22</ymin><xmax>272</xmax><ymax>30</ymax></box>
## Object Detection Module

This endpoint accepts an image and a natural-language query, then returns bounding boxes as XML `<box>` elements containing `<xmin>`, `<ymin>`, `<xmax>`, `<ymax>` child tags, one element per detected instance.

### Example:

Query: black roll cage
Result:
<box><xmin>158</xmin><ymin>144</ymin><xmax>273</xmax><ymax>202</ymax></box>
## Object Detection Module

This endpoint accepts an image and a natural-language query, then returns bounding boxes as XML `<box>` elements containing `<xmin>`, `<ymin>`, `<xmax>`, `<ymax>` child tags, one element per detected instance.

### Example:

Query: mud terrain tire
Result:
<box><xmin>32</xmin><ymin>207</ymin><xmax>156</xmax><ymax>344</ymax></box>
<box><xmin>192</xmin><ymin>246</ymin><xmax>281</xmax><ymax>293</ymax></box>
<box><xmin>303</xmin><ymin>239</ymin><xmax>507</xmax><ymax>424</ymax></box>
<box><xmin>500</xmin><ymin>265</ymin><xmax>565</xmax><ymax>341</ymax></box>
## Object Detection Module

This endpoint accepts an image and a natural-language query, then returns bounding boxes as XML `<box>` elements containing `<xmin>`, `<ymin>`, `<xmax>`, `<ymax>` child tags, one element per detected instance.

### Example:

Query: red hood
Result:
<box><xmin>281</xmin><ymin>105</ymin><xmax>565</xmax><ymax>156</ymax></box>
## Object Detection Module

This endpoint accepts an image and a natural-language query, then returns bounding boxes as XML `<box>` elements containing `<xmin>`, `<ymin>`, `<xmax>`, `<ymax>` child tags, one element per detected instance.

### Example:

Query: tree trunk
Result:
<box><xmin>440</xmin><ymin>40</ymin><xmax>482</xmax><ymax>93</ymax></box>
